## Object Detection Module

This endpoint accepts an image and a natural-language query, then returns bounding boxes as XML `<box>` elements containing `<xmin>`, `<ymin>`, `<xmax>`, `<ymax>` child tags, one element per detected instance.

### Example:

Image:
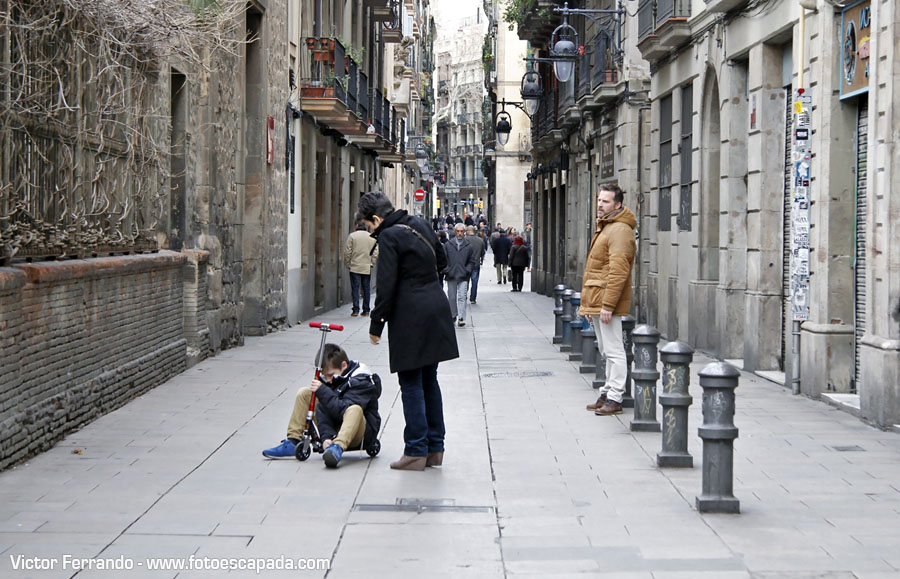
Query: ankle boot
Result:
<box><xmin>586</xmin><ymin>393</ymin><xmax>607</xmax><ymax>411</ymax></box>
<box><xmin>390</xmin><ymin>455</ymin><xmax>427</xmax><ymax>471</ymax></box>
<box><xmin>426</xmin><ymin>451</ymin><xmax>444</xmax><ymax>467</ymax></box>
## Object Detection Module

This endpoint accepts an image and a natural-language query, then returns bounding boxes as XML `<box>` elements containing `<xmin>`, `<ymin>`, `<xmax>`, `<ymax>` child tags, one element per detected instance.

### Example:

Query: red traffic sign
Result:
<box><xmin>414</xmin><ymin>188</ymin><xmax>426</xmax><ymax>201</ymax></box>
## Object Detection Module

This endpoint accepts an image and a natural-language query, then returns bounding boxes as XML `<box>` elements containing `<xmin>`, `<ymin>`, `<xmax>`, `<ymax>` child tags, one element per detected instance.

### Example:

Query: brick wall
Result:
<box><xmin>0</xmin><ymin>251</ymin><xmax>201</xmax><ymax>470</ymax></box>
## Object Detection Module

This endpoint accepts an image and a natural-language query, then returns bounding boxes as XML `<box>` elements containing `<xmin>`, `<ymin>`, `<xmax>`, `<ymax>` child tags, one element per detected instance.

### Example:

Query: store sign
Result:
<box><xmin>600</xmin><ymin>133</ymin><xmax>615</xmax><ymax>180</ymax></box>
<box><xmin>840</xmin><ymin>0</ymin><xmax>871</xmax><ymax>99</ymax></box>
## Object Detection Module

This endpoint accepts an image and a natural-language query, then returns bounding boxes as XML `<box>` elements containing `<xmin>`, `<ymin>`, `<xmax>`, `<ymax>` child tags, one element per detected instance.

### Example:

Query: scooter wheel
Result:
<box><xmin>295</xmin><ymin>442</ymin><xmax>311</xmax><ymax>461</ymax></box>
<box><xmin>366</xmin><ymin>439</ymin><xmax>381</xmax><ymax>458</ymax></box>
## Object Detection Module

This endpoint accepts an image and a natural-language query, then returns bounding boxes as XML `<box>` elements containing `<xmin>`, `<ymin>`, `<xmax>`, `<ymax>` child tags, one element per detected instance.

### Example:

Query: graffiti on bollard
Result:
<box><xmin>630</xmin><ymin>325</ymin><xmax>661</xmax><ymax>432</ymax></box>
<box><xmin>657</xmin><ymin>341</ymin><xmax>695</xmax><ymax>468</ymax></box>
<box><xmin>696</xmin><ymin>362</ymin><xmax>740</xmax><ymax>514</ymax></box>
<box><xmin>621</xmin><ymin>316</ymin><xmax>636</xmax><ymax>408</ymax></box>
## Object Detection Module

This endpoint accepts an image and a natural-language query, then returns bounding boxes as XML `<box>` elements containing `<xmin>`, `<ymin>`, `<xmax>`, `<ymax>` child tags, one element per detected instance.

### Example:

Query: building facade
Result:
<box><xmin>434</xmin><ymin>12</ymin><xmax>488</xmax><ymax>218</ymax></box>
<box><xmin>483</xmin><ymin>0</ymin><xmax>533</xmax><ymax>233</ymax></box>
<box><xmin>635</xmin><ymin>0</ymin><xmax>899</xmax><ymax>427</ymax></box>
<box><xmin>288</xmin><ymin>0</ymin><xmax>434</xmax><ymax>324</ymax></box>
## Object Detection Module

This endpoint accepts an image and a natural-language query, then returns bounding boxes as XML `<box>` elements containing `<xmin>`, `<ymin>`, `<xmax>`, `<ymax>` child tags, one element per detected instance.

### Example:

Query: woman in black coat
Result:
<box><xmin>357</xmin><ymin>192</ymin><xmax>459</xmax><ymax>471</ymax></box>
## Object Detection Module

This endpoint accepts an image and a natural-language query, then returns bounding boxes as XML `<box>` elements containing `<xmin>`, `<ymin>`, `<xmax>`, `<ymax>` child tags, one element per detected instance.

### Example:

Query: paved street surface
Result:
<box><xmin>2</xmin><ymin>262</ymin><xmax>900</xmax><ymax>579</ymax></box>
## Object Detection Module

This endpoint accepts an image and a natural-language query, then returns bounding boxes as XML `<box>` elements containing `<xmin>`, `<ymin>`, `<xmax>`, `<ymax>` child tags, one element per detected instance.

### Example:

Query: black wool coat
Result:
<box><xmin>443</xmin><ymin>236</ymin><xmax>477</xmax><ymax>281</ymax></box>
<box><xmin>492</xmin><ymin>235</ymin><xmax>513</xmax><ymax>265</ymax></box>
<box><xmin>369</xmin><ymin>210</ymin><xmax>460</xmax><ymax>373</ymax></box>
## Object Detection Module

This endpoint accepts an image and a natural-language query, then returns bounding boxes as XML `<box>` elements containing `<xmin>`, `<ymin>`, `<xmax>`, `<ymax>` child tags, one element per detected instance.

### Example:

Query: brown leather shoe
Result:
<box><xmin>595</xmin><ymin>400</ymin><xmax>623</xmax><ymax>416</ymax></box>
<box><xmin>586</xmin><ymin>393</ymin><xmax>607</xmax><ymax>411</ymax></box>
<box><xmin>426</xmin><ymin>451</ymin><xmax>443</xmax><ymax>467</ymax></box>
<box><xmin>390</xmin><ymin>455</ymin><xmax>427</xmax><ymax>471</ymax></box>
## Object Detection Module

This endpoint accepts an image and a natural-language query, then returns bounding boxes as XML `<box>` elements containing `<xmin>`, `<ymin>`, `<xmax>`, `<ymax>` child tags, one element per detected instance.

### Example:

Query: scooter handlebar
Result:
<box><xmin>309</xmin><ymin>322</ymin><xmax>344</xmax><ymax>332</ymax></box>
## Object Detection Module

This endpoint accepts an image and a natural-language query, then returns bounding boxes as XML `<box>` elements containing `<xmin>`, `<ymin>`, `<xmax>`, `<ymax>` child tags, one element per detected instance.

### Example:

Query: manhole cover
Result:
<box><xmin>831</xmin><ymin>445</ymin><xmax>865</xmax><ymax>452</ymax></box>
<box><xmin>481</xmin><ymin>371</ymin><xmax>553</xmax><ymax>378</ymax></box>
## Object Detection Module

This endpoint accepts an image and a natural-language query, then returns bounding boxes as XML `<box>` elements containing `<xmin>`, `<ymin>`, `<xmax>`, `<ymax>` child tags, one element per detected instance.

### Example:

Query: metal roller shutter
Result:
<box><xmin>853</xmin><ymin>99</ymin><xmax>868</xmax><ymax>393</ymax></box>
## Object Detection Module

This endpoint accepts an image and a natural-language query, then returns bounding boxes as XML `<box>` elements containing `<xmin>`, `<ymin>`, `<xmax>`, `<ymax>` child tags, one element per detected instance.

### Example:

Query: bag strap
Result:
<box><xmin>394</xmin><ymin>224</ymin><xmax>437</xmax><ymax>261</ymax></box>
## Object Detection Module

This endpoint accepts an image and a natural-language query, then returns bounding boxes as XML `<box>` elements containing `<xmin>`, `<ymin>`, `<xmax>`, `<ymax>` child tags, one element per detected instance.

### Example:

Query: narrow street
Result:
<box><xmin>2</xmin><ymin>263</ymin><xmax>899</xmax><ymax>579</ymax></box>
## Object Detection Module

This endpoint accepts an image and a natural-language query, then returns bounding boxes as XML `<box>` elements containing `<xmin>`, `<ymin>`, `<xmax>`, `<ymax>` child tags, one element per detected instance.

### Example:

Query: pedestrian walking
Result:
<box><xmin>357</xmin><ymin>191</ymin><xmax>459</xmax><ymax>471</ymax></box>
<box><xmin>491</xmin><ymin>228</ymin><xmax>512</xmax><ymax>284</ymax></box>
<box><xmin>466</xmin><ymin>225</ymin><xmax>485</xmax><ymax>304</ymax></box>
<box><xmin>508</xmin><ymin>235</ymin><xmax>530</xmax><ymax>292</ymax></box>
<box><xmin>345</xmin><ymin>221</ymin><xmax>378</xmax><ymax>316</ymax></box>
<box><xmin>444</xmin><ymin>224</ymin><xmax>477</xmax><ymax>326</ymax></box>
<box><xmin>581</xmin><ymin>183</ymin><xmax>637</xmax><ymax>416</ymax></box>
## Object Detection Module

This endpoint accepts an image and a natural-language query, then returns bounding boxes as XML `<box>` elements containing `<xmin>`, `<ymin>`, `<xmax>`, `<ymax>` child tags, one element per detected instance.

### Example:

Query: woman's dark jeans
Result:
<box><xmin>396</xmin><ymin>363</ymin><xmax>445</xmax><ymax>457</ymax></box>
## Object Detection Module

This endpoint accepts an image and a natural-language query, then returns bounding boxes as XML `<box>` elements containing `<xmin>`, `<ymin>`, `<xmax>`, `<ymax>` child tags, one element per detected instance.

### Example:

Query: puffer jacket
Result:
<box><xmin>314</xmin><ymin>361</ymin><xmax>382</xmax><ymax>449</ymax></box>
<box><xmin>579</xmin><ymin>207</ymin><xmax>637</xmax><ymax>316</ymax></box>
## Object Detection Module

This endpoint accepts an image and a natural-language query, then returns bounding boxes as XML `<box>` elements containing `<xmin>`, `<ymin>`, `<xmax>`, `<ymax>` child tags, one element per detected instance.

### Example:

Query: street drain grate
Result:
<box><xmin>354</xmin><ymin>498</ymin><xmax>494</xmax><ymax>514</ymax></box>
<box><xmin>832</xmin><ymin>445</ymin><xmax>865</xmax><ymax>452</ymax></box>
<box><xmin>480</xmin><ymin>371</ymin><xmax>554</xmax><ymax>378</ymax></box>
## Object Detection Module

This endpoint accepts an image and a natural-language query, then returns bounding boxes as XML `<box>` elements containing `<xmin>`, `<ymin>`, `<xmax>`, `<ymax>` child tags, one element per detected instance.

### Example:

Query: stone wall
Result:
<box><xmin>0</xmin><ymin>251</ymin><xmax>202</xmax><ymax>470</ymax></box>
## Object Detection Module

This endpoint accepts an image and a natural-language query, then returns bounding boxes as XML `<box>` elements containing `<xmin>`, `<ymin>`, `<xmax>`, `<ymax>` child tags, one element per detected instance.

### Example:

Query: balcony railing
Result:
<box><xmin>373</xmin><ymin>88</ymin><xmax>384</xmax><ymax>137</ymax></box>
<box><xmin>638</xmin><ymin>0</ymin><xmax>656</xmax><ymax>41</ymax></box>
<box><xmin>657</xmin><ymin>0</ymin><xmax>690</xmax><ymax>22</ymax></box>
<box><xmin>381</xmin><ymin>95</ymin><xmax>391</xmax><ymax>141</ymax></box>
<box><xmin>591</xmin><ymin>32</ymin><xmax>618</xmax><ymax>86</ymax></box>
<box><xmin>359</xmin><ymin>71</ymin><xmax>369</xmax><ymax>121</ymax></box>
<box><xmin>347</xmin><ymin>58</ymin><xmax>358</xmax><ymax>114</ymax></box>
<box><xmin>458</xmin><ymin>178</ymin><xmax>487</xmax><ymax>188</ymax></box>
<box><xmin>576</xmin><ymin>51</ymin><xmax>591</xmax><ymax>101</ymax></box>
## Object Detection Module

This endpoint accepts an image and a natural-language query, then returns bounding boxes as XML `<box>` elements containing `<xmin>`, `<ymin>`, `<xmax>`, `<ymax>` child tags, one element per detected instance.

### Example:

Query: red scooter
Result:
<box><xmin>295</xmin><ymin>322</ymin><xmax>344</xmax><ymax>461</ymax></box>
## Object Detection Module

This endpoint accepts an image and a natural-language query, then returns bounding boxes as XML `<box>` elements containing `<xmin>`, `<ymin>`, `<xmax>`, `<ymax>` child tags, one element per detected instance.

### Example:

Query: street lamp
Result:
<box><xmin>550</xmin><ymin>19</ymin><xmax>578</xmax><ymax>83</ymax></box>
<box><xmin>520</xmin><ymin>68</ymin><xmax>543</xmax><ymax>116</ymax></box>
<box><xmin>414</xmin><ymin>142</ymin><xmax>429</xmax><ymax>168</ymax></box>
<box><xmin>548</xmin><ymin>1</ymin><xmax>625</xmax><ymax>82</ymax></box>
<box><xmin>492</xmin><ymin>100</ymin><xmax>530</xmax><ymax>147</ymax></box>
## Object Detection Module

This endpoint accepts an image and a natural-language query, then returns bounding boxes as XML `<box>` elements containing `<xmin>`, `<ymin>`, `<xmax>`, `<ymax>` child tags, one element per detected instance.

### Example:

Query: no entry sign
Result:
<box><xmin>414</xmin><ymin>188</ymin><xmax>426</xmax><ymax>201</ymax></box>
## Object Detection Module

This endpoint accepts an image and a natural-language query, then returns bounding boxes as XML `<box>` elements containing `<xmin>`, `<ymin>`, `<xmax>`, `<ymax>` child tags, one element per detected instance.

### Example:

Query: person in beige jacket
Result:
<box><xmin>579</xmin><ymin>183</ymin><xmax>637</xmax><ymax>416</ymax></box>
<box><xmin>346</xmin><ymin>222</ymin><xmax>378</xmax><ymax>316</ymax></box>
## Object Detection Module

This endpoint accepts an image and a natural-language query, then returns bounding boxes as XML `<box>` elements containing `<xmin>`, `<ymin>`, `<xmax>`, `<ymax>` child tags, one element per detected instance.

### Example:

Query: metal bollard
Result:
<box><xmin>696</xmin><ymin>362</ymin><xmax>741</xmax><ymax>514</ymax></box>
<box><xmin>560</xmin><ymin>290</ymin><xmax>575</xmax><ymax>352</ymax></box>
<box><xmin>568</xmin><ymin>294</ymin><xmax>584</xmax><ymax>361</ymax></box>
<box><xmin>580</xmin><ymin>323</ymin><xmax>597</xmax><ymax>374</ymax></box>
<box><xmin>622</xmin><ymin>315</ymin><xmax>636</xmax><ymax>408</ymax></box>
<box><xmin>593</xmin><ymin>352</ymin><xmax>606</xmax><ymax>389</ymax></box>
<box><xmin>552</xmin><ymin>285</ymin><xmax>567</xmax><ymax>344</ymax></box>
<box><xmin>657</xmin><ymin>341</ymin><xmax>695</xmax><ymax>468</ymax></box>
<box><xmin>630</xmin><ymin>325</ymin><xmax>661</xmax><ymax>432</ymax></box>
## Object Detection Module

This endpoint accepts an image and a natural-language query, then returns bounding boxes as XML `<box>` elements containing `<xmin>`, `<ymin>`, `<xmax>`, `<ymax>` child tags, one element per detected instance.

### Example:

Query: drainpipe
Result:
<box><xmin>636</xmin><ymin>104</ymin><xmax>651</xmax><ymax>324</ymax></box>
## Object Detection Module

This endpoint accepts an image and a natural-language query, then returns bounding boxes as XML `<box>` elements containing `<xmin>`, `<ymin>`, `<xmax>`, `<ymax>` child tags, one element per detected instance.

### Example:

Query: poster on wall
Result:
<box><xmin>790</xmin><ymin>92</ymin><xmax>812</xmax><ymax>321</ymax></box>
<box><xmin>840</xmin><ymin>0</ymin><xmax>871</xmax><ymax>99</ymax></box>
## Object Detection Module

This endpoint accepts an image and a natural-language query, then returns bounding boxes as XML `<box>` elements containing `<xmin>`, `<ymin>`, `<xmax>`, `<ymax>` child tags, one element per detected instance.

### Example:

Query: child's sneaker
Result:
<box><xmin>323</xmin><ymin>444</ymin><xmax>343</xmax><ymax>468</ymax></box>
<box><xmin>262</xmin><ymin>439</ymin><xmax>297</xmax><ymax>459</ymax></box>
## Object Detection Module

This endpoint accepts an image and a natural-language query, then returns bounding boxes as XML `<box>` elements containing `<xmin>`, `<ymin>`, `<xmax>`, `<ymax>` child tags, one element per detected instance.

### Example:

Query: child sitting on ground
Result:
<box><xmin>262</xmin><ymin>344</ymin><xmax>381</xmax><ymax>468</ymax></box>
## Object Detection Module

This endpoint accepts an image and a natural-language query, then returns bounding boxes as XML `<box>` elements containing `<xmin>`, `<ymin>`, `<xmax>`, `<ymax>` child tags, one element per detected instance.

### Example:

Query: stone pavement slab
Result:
<box><xmin>1</xmin><ymin>263</ymin><xmax>899</xmax><ymax>578</ymax></box>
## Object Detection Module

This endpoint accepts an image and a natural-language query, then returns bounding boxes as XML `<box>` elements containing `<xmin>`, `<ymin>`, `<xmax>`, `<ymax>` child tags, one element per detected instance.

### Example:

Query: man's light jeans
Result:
<box><xmin>593</xmin><ymin>316</ymin><xmax>626</xmax><ymax>403</ymax></box>
<box><xmin>447</xmin><ymin>279</ymin><xmax>469</xmax><ymax>321</ymax></box>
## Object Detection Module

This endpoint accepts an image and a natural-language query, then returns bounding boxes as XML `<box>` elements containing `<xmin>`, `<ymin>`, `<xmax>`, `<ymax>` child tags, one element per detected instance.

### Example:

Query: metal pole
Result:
<box><xmin>696</xmin><ymin>362</ymin><xmax>741</xmax><ymax>514</ymax></box>
<box><xmin>630</xmin><ymin>324</ymin><xmax>661</xmax><ymax>432</ymax></box>
<box><xmin>657</xmin><ymin>341</ymin><xmax>694</xmax><ymax>468</ymax></box>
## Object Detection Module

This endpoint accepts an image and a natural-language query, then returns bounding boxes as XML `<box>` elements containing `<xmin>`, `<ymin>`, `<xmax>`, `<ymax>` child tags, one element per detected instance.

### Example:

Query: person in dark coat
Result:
<box><xmin>491</xmin><ymin>229</ymin><xmax>513</xmax><ymax>284</ymax></box>
<box><xmin>357</xmin><ymin>191</ymin><xmax>459</xmax><ymax>471</ymax></box>
<box><xmin>508</xmin><ymin>235</ymin><xmax>531</xmax><ymax>292</ymax></box>
<box><xmin>443</xmin><ymin>223</ymin><xmax>477</xmax><ymax>327</ymax></box>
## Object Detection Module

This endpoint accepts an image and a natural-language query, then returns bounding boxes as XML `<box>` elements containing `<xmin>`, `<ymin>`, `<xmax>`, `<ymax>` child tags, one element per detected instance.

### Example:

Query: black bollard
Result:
<box><xmin>552</xmin><ymin>285</ymin><xmax>566</xmax><ymax>344</ymax></box>
<box><xmin>568</xmin><ymin>294</ymin><xmax>584</xmax><ymax>361</ymax></box>
<box><xmin>580</xmin><ymin>323</ymin><xmax>597</xmax><ymax>374</ymax></box>
<box><xmin>657</xmin><ymin>341</ymin><xmax>695</xmax><ymax>468</ymax></box>
<box><xmin>630</xmin><ymin>325</ymin><xmax>661</xmax><ymax>432</ymax></box>
<box><xmin>560</xmin><ymin>290</ymin><xmax>575</xmax><ymax>353</ymax></box>
<box><xmin>696</xmin><ymin>362</ymin><xmax>741</xmax><ymax>514</ymax></box>
<box><xmin>622</xmin><ymin>315</ymin><xmax>636</xmax><ymax>408</ymax></box>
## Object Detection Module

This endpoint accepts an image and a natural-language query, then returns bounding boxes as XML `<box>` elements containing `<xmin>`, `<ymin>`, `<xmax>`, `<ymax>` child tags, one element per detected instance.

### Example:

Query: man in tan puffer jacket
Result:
<box><xmin>579</xmin><ymin>183</ymin><xmax>637</xmax><ymax>416</ymax></box>
<box><xmin>346</xmin><ymin>222</ymin><xmax>378</xmax><ymax>316</ymax></box>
